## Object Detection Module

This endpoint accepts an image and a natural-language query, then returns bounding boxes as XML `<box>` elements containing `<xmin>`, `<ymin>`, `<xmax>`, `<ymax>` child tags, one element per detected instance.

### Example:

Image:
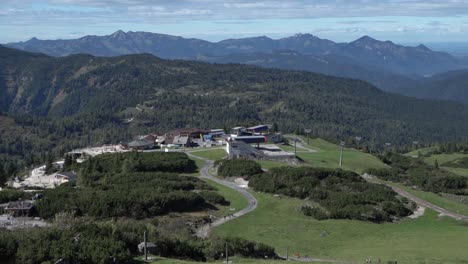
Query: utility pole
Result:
<box><xmin>294</xmin><ymin>135</ymin><xmax>297</xmax><ymax>157</ymax></box>
<box><xmin>286</xmin><ymin>247</ymin><xmax>289</xmax><ymax>260</ymax></box>
<box><xmin>304</xmin><ymin>129</ymin><xmax>312</xmax><ymax>145</ymax></box>
<box><xmin>144</xmin><ymin>231</ymin><xmax>148</xmax><ymax>261</ymax></box>
<box><xmin>225</xmin><ymin>242</ymin><xmax>229</xmax><ymax>264</ymax></box>
<box><xmin>339</xmin><ymin>141</ymin><xmax>345</xmax><ymax>167</ymax></box>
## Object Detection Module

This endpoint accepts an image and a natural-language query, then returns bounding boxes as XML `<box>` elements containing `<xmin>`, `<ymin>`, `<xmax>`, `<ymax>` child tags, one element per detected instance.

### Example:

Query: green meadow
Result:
<box><xmin>190</xmin><ymin>148</ymin><xmax>227</xmax><ymax>161</ymax></box>
<box><xmin>214</xmin><ymin>191</ymin><xmax>468</xmax><ymax>264</ymax></box>
<box><xmin>295</xmin><ymin>137</ymin><xmax>387</xmax><ymax>174</ymax></box>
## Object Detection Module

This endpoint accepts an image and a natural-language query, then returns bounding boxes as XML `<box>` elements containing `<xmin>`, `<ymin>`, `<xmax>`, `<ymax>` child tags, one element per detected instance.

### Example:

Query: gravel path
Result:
<box><xmin>388</xmin><ymin>184</ymin><xmax>468</xmax><ymax>221</ymax></box>
<box><xmin>363</xmin><ymin>174</ymin><xmax>468</xmax><ymax>221</ymax></box>
<box><xmin>187</xmin><ymin>153</ymin><xmax>257</xmax><ymax>239</ymax></box>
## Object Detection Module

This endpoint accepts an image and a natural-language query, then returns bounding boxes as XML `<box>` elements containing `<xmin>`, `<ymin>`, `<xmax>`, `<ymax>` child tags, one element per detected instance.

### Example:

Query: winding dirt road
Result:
<box><xmin>187</xmin><ymin>153</ymin><xmax>257</xmax><ymax>239</ymax></box>
<box><xmin>387</xmin><ymin>183</ymin><xmax>468</xmax><ymax>221</ymax></box>
<box><xmin>364</xmin><ymin>174</ymin><xmax>468</xmax><ymax>221</ymax></box>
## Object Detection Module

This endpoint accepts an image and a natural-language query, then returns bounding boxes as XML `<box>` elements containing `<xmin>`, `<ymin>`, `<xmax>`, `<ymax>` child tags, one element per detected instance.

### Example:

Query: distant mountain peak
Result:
<box><xmin>353</xmin><ymin>35</ymin><xmax>379</xmax><ymax>44</ymax></box>
<box><xmin>243</xmin><ymin>35</ymin><xmax>273</xmax><ymax>41</ymax></box>
<box><xmin>110</xmin><ymin>30</ymin><xmax>126</xmax><ymax>37</ymax></box>
<box><xmin>416</xmin><ymin>44</ymin><xmax>431</xmax><ymax>51</ymax></box>
<box><xmin>28</xmin><ymin>37</ymin><xmax>40</xmax><ymax>42</ymax></box>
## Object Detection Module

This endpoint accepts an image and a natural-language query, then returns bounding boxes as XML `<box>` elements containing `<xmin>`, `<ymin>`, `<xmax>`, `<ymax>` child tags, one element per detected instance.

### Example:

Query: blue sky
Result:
<box><xmin>2</xmin><ymin>0</ymin><xmax>468</xmax><ymax>44</ymax></box>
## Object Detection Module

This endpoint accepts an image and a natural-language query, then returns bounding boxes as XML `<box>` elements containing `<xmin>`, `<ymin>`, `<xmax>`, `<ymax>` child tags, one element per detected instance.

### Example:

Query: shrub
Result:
<box><xmin>199</xmin><ymin>191</ymin><xmax>230</xmax><ymax>206</ymax></box>
<box><xmin>0</xmin><ymin>189</ymin><xmax>28</xmax><ymax>203</ymax></box>
<box><xmin>301</xmin><ymin>206</ymin><xmax>328</xmax><ymax>220</ymax></box>
<box><xmin>217</xmin><ymin>159</ymin><xmax>263</xmax><ymax>179</ymax></box>
<box><xmin>249</xmin><ymin>167</ymin><xmax>412</xmax><ymax>222</ymax></box>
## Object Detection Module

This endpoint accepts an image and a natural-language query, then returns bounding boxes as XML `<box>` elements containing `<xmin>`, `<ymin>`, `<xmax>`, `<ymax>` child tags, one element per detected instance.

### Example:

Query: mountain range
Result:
<box><xmin>6</xmin><ymin>31</ymin><xmax>467</xmax><ymax>76</ymax></box>
<box><xmin>7</xmin><ymin>31</ymin><xmax>468</xmax><ymax>103</ymax></box>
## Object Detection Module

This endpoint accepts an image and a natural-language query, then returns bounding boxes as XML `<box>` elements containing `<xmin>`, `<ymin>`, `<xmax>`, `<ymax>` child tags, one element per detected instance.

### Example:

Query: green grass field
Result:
<box><xmin>418</xmin><ymin>153</ymin><xmax>468</xmax><ymax>177</ymax></box>
<box><xmin>278</xmin><ymin>144</ymin><xmax>308</xmax><ymax>152</ymax></box>
<box><xmin>442</xmin><ymin>167</ymin><xmax>468</xmax><ymax>177</ymax></box>
<box><xmin>213</xmin><ymin>191</ymin><xmax>468</xmax><ymax>264</ymax></box>
<box><xmin>295</xmin><ymin>137</ymin><xmax>387</xmax><ymax>174</ymax></box>
<box><xmin>190</xmin><ymin>148</ymin><xmax>227</xmax><ymax>161</ymax></box>
<box><xmin>404</xmin><ymin>147</ymin><xmax>438</xmax><ymax>157</ymax></box>
<box><xmin>423</xmin><ymin>153</ymin><xmax>468</xmax><ymax>166</ymax></box>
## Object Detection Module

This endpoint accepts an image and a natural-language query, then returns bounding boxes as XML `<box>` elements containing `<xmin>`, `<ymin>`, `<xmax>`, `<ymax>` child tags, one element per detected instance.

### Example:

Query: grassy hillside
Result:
<box><xmin>404</xmin><ymin>147</ymin><xmax>438</xmax><ymax>157</ymax></box>
<box><xmin>213</xmin><ymin>192</ymin><xmax>468</xmax><ymax>264</ymax></box>
<box><xmin>295</xmin><ymin>137</ymin><xmax>387</xmax><ymax>174</ymax></box>
<box><xmin>407</xmin><ymin>149</ymin><xmax>468</xmax><ymax>177</ymax></box>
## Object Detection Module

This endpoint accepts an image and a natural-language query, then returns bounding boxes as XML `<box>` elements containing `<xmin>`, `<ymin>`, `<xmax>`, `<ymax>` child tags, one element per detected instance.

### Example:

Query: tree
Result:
<box><xmin>0</xmin><ymin>162</ymin><xmax>6</xmax><ymax>186</ymax></box>
<box><xmin>272</xmin><ymin>122</ymin><xmax>279</xmax><ymax>133</ymax></box>
<box><xmin>6</xmin><ymin>162</ymin><xmax>16</xmax><ymax>179</ymax></box>
<box><xmin>63</xmin><ymin>154</ymin><xmax>72</xmax><ymax>170</ymax></box>
<box><xmin>45</xmin><ymin>154</ymin><xmax>55</xmax><ymax>174</ymax></box>
<box><xmin>122</xmin><ymin>159</ymin><xmax>134</xmax><ymax>174</ymax></box>
<box><xmin>435</xmin><ymin>159</ymin><xmax>439</xmax><ymax>169</ymax></box>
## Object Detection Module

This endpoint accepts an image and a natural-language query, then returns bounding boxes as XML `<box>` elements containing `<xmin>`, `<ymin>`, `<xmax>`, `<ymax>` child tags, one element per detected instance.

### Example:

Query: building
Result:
<box><xmin>226</xmin><ymin>141</ymin><xmax>265</xmax><ymax>159</ymax></box>
<box><xmin>209</xmin><ymin>129</ymin><xmax>225</xmax><ymax>138</ymax></box>
<box><xmin>138</xmin><ymin>134</ymin><xmax>156</xmax><ymax>143</ymax></box>
<box><xmin>234</xmin><ymin>136</ymin><xmax>267</xmax><ymax>144</ymax></box>
<box><xmin>172</xmin><ymin>135</ymin><xmax>190</xmax><ymax>147</ymax></box>
<box><xmin>247</xmin><ymin>125</ymin><xmax>270</xmax><ymax>134</ymax></box>
<box><xmin>126</xmin><ymin>139</ymin><xmax>155</xmax><ymax>150</ymax></box>
<box><xmin>265</xmin><ymin>133</ymin><xmax>283</xmax><ymax>143</ymax></box>
<box><xmin>156</xmin><ymin>136</ymin><xmax>166</xmax><ymax>145</ymax></box>
<box><xmin>231</xmin><ymin>127</ymin><xmax>247</xmax><ymax>135</ymax></box>
<box><xmin>54</xmin><ymin>171</ymin><xmax>77</xmax><ymax>184</ymax></box>
<box><xmin>165</xmin><ymin>128</ymin><xmax>210</xmax><ymax>139</ymax></box>
<box><xmin>5</xmin><ymin>201</ymin><xmax>34</xmax><ymax>217</ymax></box>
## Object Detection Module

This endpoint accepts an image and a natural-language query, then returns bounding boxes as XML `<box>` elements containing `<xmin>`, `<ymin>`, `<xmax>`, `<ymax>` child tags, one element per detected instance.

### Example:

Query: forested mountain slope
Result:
<box><xmin>205</xmin><ymin>50</ymin><xmax>418</xmax><ymax>92</ymax></box>
<box><xmin>395</xmin><ymin>70</ymin><xmax>468</xmax><ymax>104</ymax></box>
<box><xmin>2</xmin><ymin>45</ymin><xmax>468</xmax><ymax>167</ymax></box>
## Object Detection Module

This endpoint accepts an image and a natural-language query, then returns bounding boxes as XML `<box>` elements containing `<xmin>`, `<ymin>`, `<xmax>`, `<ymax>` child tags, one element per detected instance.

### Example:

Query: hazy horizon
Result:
<box><xmin>2</xmin><ymin>1</ymin><xmax>468</xmax><ymax>46</ymax></box>
<box><xmin>5</xmin><ymin>29</ymin><xmax>468</xmax><ymax>57</ymax></box>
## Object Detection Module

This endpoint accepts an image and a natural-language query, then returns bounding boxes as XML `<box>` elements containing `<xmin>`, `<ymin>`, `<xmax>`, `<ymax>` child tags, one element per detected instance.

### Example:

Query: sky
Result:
<box><xmin>2</xmin><ymin>0</ymin><xmax>468</xmax><ymax>45</ymax></box>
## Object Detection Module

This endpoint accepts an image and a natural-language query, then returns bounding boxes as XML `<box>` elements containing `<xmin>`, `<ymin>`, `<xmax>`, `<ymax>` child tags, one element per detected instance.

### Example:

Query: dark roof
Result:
<box><xmin>139</xmin><ymin>135</ymin><xmax>156</xmax><ymax>142</ymax></box>
<box><xmin>166</xmin><ymin>128</ymin><xmax>210</xmax><ymax>136</ymax></box>
<box><xmin>247</xmin><ymin>125</ymin><xmax>269</xmax><ymax>131</ymax></box>
<box><xmin>128</xmin><ymin>139</ymin><xmax>154</xmax><ymax>148</ymax></box>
